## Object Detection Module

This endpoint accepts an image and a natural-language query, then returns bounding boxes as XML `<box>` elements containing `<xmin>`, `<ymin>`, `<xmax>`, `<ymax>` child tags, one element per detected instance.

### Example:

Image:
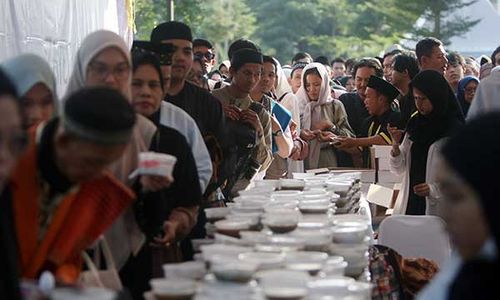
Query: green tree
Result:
<box><xmin>409</xmin><ymin>0</ymin><xmax>480</xmax><ymax>45</ymax></box>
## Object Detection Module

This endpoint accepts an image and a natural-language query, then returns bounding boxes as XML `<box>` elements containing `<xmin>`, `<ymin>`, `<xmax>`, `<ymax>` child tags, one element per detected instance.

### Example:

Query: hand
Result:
<box><xmin>240</xmin><ymin>109</ymin><xmax>263</xmax><ymax>134</ymax></box>
<box><xmin>270</xmin><ymin>114</ymin><xmax>282</xmax><ymax>132</ymax></box>
<box><xmin>387</xmin><ymin>125</ymin><xmax>403</xmax><ymax>145</ymax></box>
<box><xmin>153</xmin><ymin>220</ymin><xmax>179</xmax><ymax>245</ymax></box>
<box><xmin>141</xmin><ymin>175</ymin><xmax>173</xmax><ymax>192</ymax></box>
<box><xmin>300</xmin><ymin>129</ymin><xmax>317</xmax><ymax>141</ymax></box>
<box><xmin>289</xmin><ymin>120</ymin><xmax>297</xmax><ymax>133</ymax></box>
<box><xmin>317</xmin><ymin>131</ymin><xmax>336</xmax><ymax>142</ymax></box>
<box><xmin>312</xmin><ymin>120</ymin><xmax>334</xmax><ymax>131</ymax></box>
<box><xmin>223</xmin><ymin>105</ymin><xmax>241</xmax><ymax>121</ymax></box>
<box><xmin>413</xmin><ymin>183</ymin><xmax>430</xmax><ymax>197</ymax></box>
<box><xmin>335</xmin><ymin>136</ymin><xmax>357</xmax><ymax>149</ymax></box>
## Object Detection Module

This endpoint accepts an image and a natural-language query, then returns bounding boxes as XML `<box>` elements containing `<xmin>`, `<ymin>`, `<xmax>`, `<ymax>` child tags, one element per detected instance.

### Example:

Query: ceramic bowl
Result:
<box><xmin>149</xmin><ymin>278</ymin><xmax>196</xmax><ymax>300</ymax></box>
<box><xmin>204</xmin><ymin>207</ymin><xmax>231</xmax><ymax>222</ymax></box>
<box><xmin>163</xmin><ymin>261</ymin><xmax>206</xmax><ymax>280</ymax></box>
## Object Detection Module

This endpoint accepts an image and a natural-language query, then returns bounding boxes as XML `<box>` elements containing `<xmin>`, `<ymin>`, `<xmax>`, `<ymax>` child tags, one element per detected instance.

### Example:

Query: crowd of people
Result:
<box><xmin>1</xmin><ymin>19</ymin><xmax>500</xmax><ymax>299</ymax></box>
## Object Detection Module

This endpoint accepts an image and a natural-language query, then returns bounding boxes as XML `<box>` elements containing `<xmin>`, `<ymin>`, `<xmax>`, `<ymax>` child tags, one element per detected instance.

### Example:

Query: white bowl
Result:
<box><xmin>331</xmin><ymin>225</ymin><xmax>368</xmax><ymax>244</ymax></box>
<box><xmin>258</xmin><ymin>270</ymin><xmax>310</xmax><ymax>299</ymax></box>
<box><xmin>262</xmin><ymin>211</ymin><xmax>300</xmax><ymax>234</ymax></box>
<box><xmin>190</xmin><ymin>239</ymin><xmax>215</xmax><ymax>253</ymax></box>
<box><xmin>292</xmin><ymin>172</ymin><xmax>316</xmax><ymax>179</ymax></box>
<box><xmin>325</xmin><ymin>181</ymin><xmax>351</xmax><ymax>196</ymax></box>
<box><xmin>211</xmin><ymin>260</ymin><xmax>257</xmax><ymax>283</ymax></box>
<box><xmin>284</xmin><ymin>251</ymin><xmax>328</xmax><ymax>275</ymax></box>
<box><xmin>200</xmin><ymin>244</ymin><xmax>252</xmax><ymax>261</ymax></box>
<box><xmin>238</xmin><ymin>187</ymin><xmax>274</xmax><ymax>197</ymax></box>
<box><xmin>345</xmin><ymin>261</ymin><xmax>369</xmax><ymax>278</ymax></box>
<box><xmin>225</xmin><ymin>213</ymin><xmax>261</xmax><ymax>228</ymax></box>
<box><xmin>264</xmin><ymin>200</ymin><xmax>299</xmax><ymax>211</ymax></box>
<box><xmin>149</xmin><ymin>278</ymin><xmax>196</xmax><ymax>299</ymax></box>
<box><xmin>279</xmin><ymin>179</ymin><xmax>306</xmax><ymax>190</ymax></box>
<box><xmin>214</xmin><ymin>219</ymin><xmax>251</xmax><ymax>237</ymax></box>
<box><xmin>322</xmin><ymin>257</ymin><xmax>348</xmax><ymax>277</ymax></box>
<box><xmin>329</xmin><ymin>243</ymin><xmax>369</xmax><ymax>265</ymax></box>
<box><xmin>256</xmin><ymin>236</ymin><xmax>305</xmax><ymax>253</ymax></box>
<box><xmin>307</xmin><ymin>276</ymin><xmax>355</xmax><ymax>297</ymax></box>
<box><xmin>232</xmin><ymin>195</ymin><xmax>269</xmax><ymax>203</ymax></box>
<box><xmin>298</xmin><ymin>199</ymin><xmax>332</xmax><ymax>214</ymax></box>
<box><xmin>204</xmin><ymin>207</ymin><xmax>231</xmax><ymax>222</ymax></box>
<box><xmin>348</xmin><ymin>281</ymin><xmax>373</xmax><ymax>298</ymax></box>
<box><xmin>163</xmin><ymin>261</ymin><xmax>206</xmax><ymax>280</ymax></box>
<box><xmin>238</xmin><ymin>252</ymin><xmax>285</xmax><ymax>270</ymax></box>
<box><xmin>239</xmin><ymin>231</ymin><xmax>268</xmax><ymax>244</ymax></box>
<box><xmin>291</xmin><ymin>229</ymin><xmax>333</xmax><ymax>251</ymax></box>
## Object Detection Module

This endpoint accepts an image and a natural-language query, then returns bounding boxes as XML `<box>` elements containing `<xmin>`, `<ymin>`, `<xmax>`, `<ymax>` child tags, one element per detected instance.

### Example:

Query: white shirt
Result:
<box><xmin>159</xmin><ymin>101</ymin><xmax>212</xmax><ymax>192</ymax></box>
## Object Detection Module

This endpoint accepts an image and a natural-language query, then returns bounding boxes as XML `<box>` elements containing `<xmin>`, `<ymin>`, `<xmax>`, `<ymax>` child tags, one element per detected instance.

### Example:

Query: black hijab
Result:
<box><xmin>404</xmin><ymin>70</ymin><xmax>464</xmax><ymax>215</ymax></box>
<box><xmin>406</xmin><ymin>70</ymin><xmax>464</xmax><ymax>146</ymax></box>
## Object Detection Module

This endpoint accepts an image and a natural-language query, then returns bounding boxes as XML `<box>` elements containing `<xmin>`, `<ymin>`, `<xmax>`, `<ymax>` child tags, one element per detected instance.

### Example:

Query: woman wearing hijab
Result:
<box><xmin>274</xmin><ymin>58</ymin><xmax>307</xmax><ymax>175</ymax></box>
<box><xmin>456</xmin><ymin>76</ymin><xmax>479</xmax><ymax>117</ymax></box>
<box><xmin>65</xmin><ymin>30</ymin><xmax>172</xmax><ymax>280</ymax></box>
<box><xmin>417</xmin><ymin>113</ymin><xmax>500</xmax><ymax>300</ymax></box>
<box><xmin>0</xmin><ymin>68</ymin><xmax>25</xmax><ymax>300</ymax></box>
<box><xmin>296</xmin><ymin>63</ymin><xmax>354</xmax><ymax>170</ymax></box>
<box><xmin>1</xmin><ymin>54</ymin><xmax>58</xmax><ymax>129</ymax></box>
<box><xmin>389</xmin><ymin>70</ymin><xmax>464</xmax><ymax>215</ymax></box>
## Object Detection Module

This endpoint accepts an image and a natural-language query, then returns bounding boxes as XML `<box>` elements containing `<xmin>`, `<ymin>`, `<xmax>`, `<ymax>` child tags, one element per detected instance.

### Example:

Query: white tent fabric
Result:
<box><xmin>0</xmin><ymin>0</ymin><xmax>133</xmax><ymax>96</ymax></box>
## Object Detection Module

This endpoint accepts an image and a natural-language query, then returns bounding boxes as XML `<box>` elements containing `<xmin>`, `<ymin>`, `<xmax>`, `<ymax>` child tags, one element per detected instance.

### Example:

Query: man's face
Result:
<box><xmin>391</xmin><ymin>66</ymin><xmax>407</xmax><ymax>91</ymax></box>
<box><xmin>86</xmin><ymin>47</ymin><xmax>130</xmax><ymax>95</ymax></box>
<box><xmin>187</xmin><ymin>60</ymin><xmax>207</xmax><ymax>89</ymax></box>
<box><xmin>255</xmin><ymin>62</ymin><xmax>276</xmax><ymax>94</ymax></box>
<box><xmin>131</xmin><ymin>64</ymin><xmax>163</xmax><ymax>117</ymax></box>
<box><xmin>383</xmin><ymin>55</ymin><xmax>395</xmax><ymax>83</ymax></box>
<box><xmin>355</xmin><ymin>67</ymin><xmax>376</xmax><ymax>99</ymax></box>
<box><xmin>164</xmin><ymin>39</ymin><xmax>193</xmax><ymax>82</ymax></box>
<box><xmin>332</xmin><ymin>62</ymin><xmax>346</xmax><ymax>78</ymax></box>
<box><xmin>364</xmin><ymin>87</ymin><xmax>385</xmax><ymax>116</ymax></box>
<box><xmin>231</xmin><ymin>63</ymin><xmax>262</xmax><ymax>94</ymax></box>
<box><xmin>421</xmin><ymin>45</ymin><xmax>448</xmax><ymax>75</ymax></box>
<box><xmin>56</xmin><ymin>135</ymin><xmax>127</xmax><ymax>182</ymax></box>
<box><xmin>445</xmin><ymin>62</ymin><xmax>465</xmax><ymax>88</ymax></box>
<box><xmin>193</xmin><ymin>45</ymin><xmax>216</xmax><ymax>73</ymax></box>
<box><xmin>291</xmin><ymin>68</ymin><xmax>303</xmax><ymax>94</ymax></box>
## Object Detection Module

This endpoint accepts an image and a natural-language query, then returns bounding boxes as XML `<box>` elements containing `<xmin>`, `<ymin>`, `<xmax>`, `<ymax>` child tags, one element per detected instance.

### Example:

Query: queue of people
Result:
<box><xmin>1</xmin><ymin>19</ymin><xmax>500</xmax><ymax>300</ymax></box>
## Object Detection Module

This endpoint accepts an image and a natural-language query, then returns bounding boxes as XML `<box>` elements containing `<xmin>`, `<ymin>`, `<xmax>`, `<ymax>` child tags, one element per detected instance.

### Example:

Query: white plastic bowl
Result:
<box><xmin>238</xmin><ymin>252</ymin><xmax>285</xmax><ymax>270</ymax></box>
<box><xmin>162</xmin><ymin>261</ymin><xmax>206</xmax><ymax>280</ymax></box>
<box><xmin>149</xmin><ymin>278</ymin><xmax>196</xmax><ymax>299</ymax></box>
<box><xmin>204</xmin><ymin>207</ymin><xmax>231</xmax><ymax>222</ymax></box>
<box><xmin>331</xmin><ymin>225</ymin><xmax>368</xmax><ymax>244</ymax></box>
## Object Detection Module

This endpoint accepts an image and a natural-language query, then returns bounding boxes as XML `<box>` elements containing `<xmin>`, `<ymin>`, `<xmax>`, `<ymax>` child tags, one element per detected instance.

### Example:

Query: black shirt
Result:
<box><xmin>339</xmin><ymin>92</ymin><xmax>369</xmax><ymax>137</ymax></box>
<box><xmin>136</xmin><ymin>122</ymin><xmax>202</xmax><ymax>239</ymax></box>
<box><xmin>360</xmin><ymin>109</ymin><xmax>401</xmax><ymax>167</ymax></box>
<box><xmin>166</xmin><ymin>81</ymin><xmax>225</xmax><ymax>142</ymax></box>
<box><xmin>398</xmin><ymin>92</ymin><xmax>417</xmax><ymax>130</ymax></box>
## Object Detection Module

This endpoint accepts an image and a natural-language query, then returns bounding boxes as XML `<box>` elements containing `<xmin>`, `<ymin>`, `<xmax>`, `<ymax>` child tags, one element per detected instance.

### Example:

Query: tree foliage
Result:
<box><xmin>134</xmin><ymin>0</ymin><xmax>481</xmax><ymax>63</ymax></box>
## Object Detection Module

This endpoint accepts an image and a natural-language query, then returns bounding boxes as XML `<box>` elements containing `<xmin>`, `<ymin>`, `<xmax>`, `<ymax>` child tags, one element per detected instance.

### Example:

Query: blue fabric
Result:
<box><xmin>271</xmin><ymin>100</ymin><xmax>292</xmax><ymax>153</ymax></box>
<box><xmin>456</xmin><ymin>76</ymin><xmax>479</xmax><ymax>116</ymax></box>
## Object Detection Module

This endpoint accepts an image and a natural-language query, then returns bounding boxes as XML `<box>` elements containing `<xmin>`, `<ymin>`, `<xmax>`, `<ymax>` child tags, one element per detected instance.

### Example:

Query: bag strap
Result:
<box><xmin>277</xmin><ymin>92</ymin><xmax>289</xmax><ymax>103</ymax></box>
<box><xmin>81</xmin><ymin>250</ymin><xmax>105</xmax><ymax>288</ymax></box>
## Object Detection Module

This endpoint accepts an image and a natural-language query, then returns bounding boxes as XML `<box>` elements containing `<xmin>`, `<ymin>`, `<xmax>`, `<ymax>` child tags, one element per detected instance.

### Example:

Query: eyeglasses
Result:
<box><xmin>87</xmin><ymin>62</ymin><xmax>130</xmax><ymax>80</ymax></box>
<box><xmin>194</xmin><ymin>51</ymin><xmax>215</xmax><ymax>61</ymax></box>
<box><xmin>0</xmin><ymin>131</ymin><xmax>27</xmax><ymax>156</ymax></box>
<box><xmin>464</xmin><ymin>87</ymin><xmax>477</xmax><ymax>94</ymax></box>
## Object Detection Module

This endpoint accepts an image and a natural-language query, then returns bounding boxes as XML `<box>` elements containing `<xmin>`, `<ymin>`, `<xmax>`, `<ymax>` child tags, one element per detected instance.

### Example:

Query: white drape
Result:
<box><xmin>0</xmin><ymin>0</ymin><xmax>133</xmax><ymax>97</ymax></box>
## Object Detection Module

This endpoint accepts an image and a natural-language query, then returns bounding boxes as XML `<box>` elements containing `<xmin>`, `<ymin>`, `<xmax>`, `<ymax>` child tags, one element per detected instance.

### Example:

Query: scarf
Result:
<box><xmin>296</xmin><ymin>63</ymin><xmax>333</xmax><ymax>169</ymax></box>
<box><xmin>456</xmin><ymin>76</ymin><xmax>479</xmax><ymax>116</ymax></box>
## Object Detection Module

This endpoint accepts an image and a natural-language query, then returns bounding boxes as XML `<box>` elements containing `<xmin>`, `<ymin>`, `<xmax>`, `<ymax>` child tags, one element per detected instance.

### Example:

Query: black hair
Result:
<box><xmin>415</xmin><ymin>37</ymin><xmax>443</xmax><ymax>64</ymax></box>
<box><xmin>351</xmin><ymin>58</ymin><xmax>383</xmax><ymax>78</ymax></box>
<box><xmin>302</xmin><ymin>67</ymin><xmax>322</xmax><ymax>88</ymax></box>
<box><xmin>383</xmin><ymin>49</ymin><xmax>403</xmax><ymax>60</ymax></box>
<box><xmin>331</xmin><ymin>57</ymin><xmax>345</xmax><ymax>66</ymax></box>
<box><xmin>314</xmin><ymin>56</ymin><xmax>330</xmax><ymax>66</ymax></box>
<box><xmin>193</xmin><ymin>38</ymin><xmax>213</xmax><ymax>49</ymax></box>
<box><xmin>447</xmin><ymin>51</ymin><xmax>465</xmax><ymax>67</ymax></box>
<box><xmin>0</xmin><ymin>68</ymin><xmax>18</xmax><ymax>99</ymax></box>
<box><xmin>338</xmin><ymin>75</ymin><xmax>353</xmax><ymax>87</ymax></box>
<box><xmin>227</xmin><ymin>39</ymin><xmax>260</xmax><ymax>60</ymax></box>
<box><xmin>393</xmin><ymin>51</ymin><xmax>419</xmax><ymax>79</ymax></box>
<box><xmin>291</xmin><ymin>52</ymin><xmax>313</xmax><ymax>65</ymax></box>
<box><xmin>491</xmin><ymin>46</ymin><xmax>500</xmax><ymax>66</ymax></box>
<box><xmin>132</xmin><ymin>51</ymin><xmax>165</xmax><ymax>90</ymax></box>
<box><xmin>262</xmin><ymin>55</ymin><xmax>277</xmax><ymax>71</ymax></box>
<box><xmin>291</xmin><ymin>62</ymin><xmax>308</xmax><ymax>78</ymax></box>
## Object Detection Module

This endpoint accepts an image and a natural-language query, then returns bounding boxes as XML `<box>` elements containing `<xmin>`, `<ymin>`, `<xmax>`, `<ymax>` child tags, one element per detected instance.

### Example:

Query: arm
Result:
<box><xmin>389</xmin><ymin>132</ymin><xmax>409</xmax><ymax>175</ymax></box>
<box><xmin>272</xmin><ymin>118</ymin><xmax>293</xmax><ymax>158</ymax></box>
<box><xmin>188</xmin><ymin>125</ymin><xmax>213</xmax><ymax>193</ymax></box>
<box><xmin>331</xmin><ymin>100</ymin><xmax>355</xmax><ymax>137</ymax></box>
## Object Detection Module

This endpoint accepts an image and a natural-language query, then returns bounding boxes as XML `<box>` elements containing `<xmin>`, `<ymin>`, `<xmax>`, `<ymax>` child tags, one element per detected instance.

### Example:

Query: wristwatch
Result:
<box><xmin>272</xmin><ymin>130</ymin><xmax>283</xmax><ymax>137</ymax></box>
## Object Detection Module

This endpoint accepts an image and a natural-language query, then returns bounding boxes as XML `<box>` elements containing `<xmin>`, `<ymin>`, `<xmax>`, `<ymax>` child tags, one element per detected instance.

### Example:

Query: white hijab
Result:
<box><xmin>1</xmin><ymin>53</ymin><xmax>59</xmax><ymax>113</ymax></box>
<box><xmin>65</xmin><ymin>30</ymin><xmax>132</xmax><ymax>100</ymax></box>
<box><xmin>274</xmin><ymin>58</ymin><xmax>301</xmax><ymax>128</ymax></box>
<box><xmin>296</xmin><ymin>63</ymin><xmax>332</xmax><ymax>130</ymax></box>
<box><xmin>467</xmin><ymin>66</ymin><xmax>500</xmax><ymax>121</ymax></box>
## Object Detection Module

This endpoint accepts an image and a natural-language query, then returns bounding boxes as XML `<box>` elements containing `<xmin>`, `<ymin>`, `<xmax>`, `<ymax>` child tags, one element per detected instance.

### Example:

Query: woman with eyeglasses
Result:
<box><xmin>456</xmin><ymin>76</ymin><xmax>479</xmax><ymax>117</ymax></box>
<box><xmin>65</xmin><ymin>30</ymin><xmax>173</xmax><ymax>283</ymax></box>
<box><xmin>0</xmin><ymin>68</ymin><xmax>25</xmax><ymax>300</ymax></box>
<box><xmin>1</xmin><ymin>54</ymin><xmax>58</xmax><ymax>130</ymax></box>
<box><xmin>389</xmin><ymin>70</ymin><xmax>464</xmax><ymax>215</ymax></box>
